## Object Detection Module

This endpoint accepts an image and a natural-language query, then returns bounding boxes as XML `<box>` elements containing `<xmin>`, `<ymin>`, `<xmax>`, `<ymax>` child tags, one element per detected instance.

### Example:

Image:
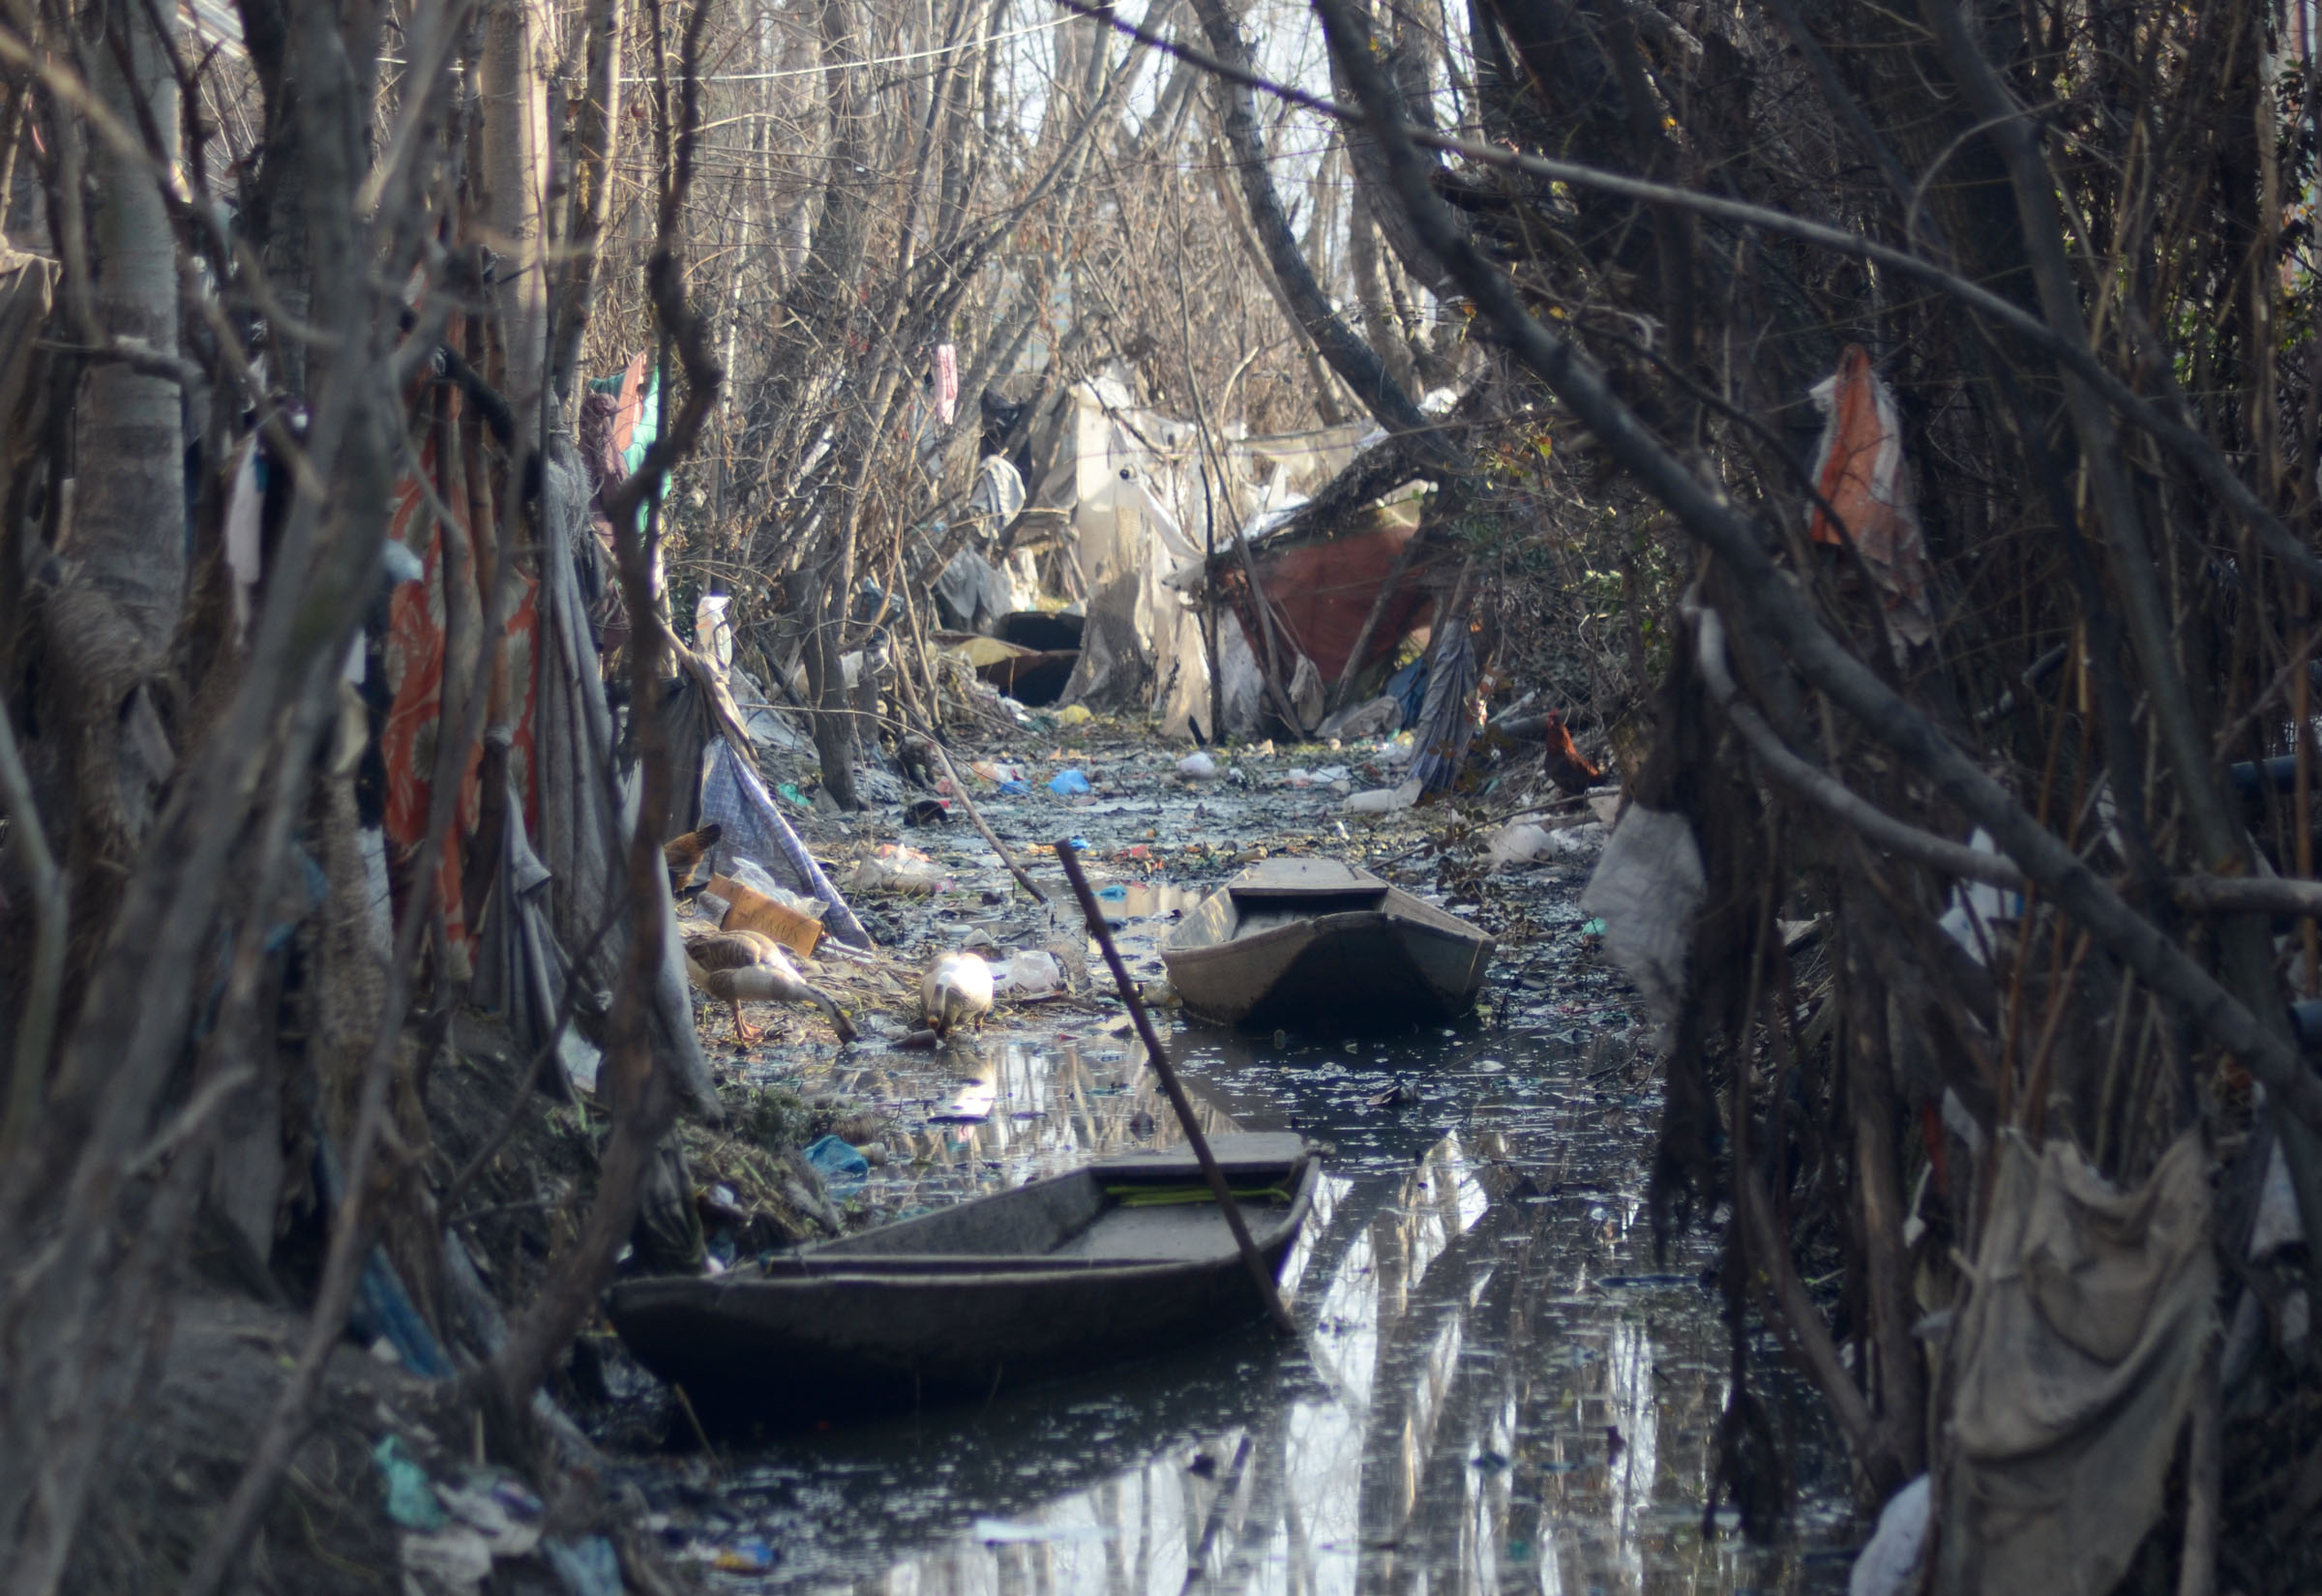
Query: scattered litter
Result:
<box><xmin>975</xmin><ymin>1518</ymin><xmax>1116</xmax><ymax>1545</ymax></box>
<box><xmin>777</xmin><ymin>783</ymin><xmax>812</xmax><ymax>810</ymax></box>
<box><xmin>372</xmin><ymin>1435</ymin><xmax>446</xmax><ymax>1531</ymax></box>
<box><xmin>1056</xmin><ymin>704</ymin><xmax>1093</xmax><ymax>725</ymax></box>
<box><xmin>1344</xmin><ymin>781</ymin><xmax>1419</xmax><ymax>813</ymax></box>
<box><xmin>432</xmin><ymin>1473</ymin><xmax>544</xmax><ymax>1556</ymax></box>
<box><xmin>805</xmin><ymin>1134</ymin><xmax>871</xmax><ymax>1191</ymax></box>
<box><xmin>1316</xmin><ymin>694</ymin><xmax>1401</xmax><ymax>741</ymax></box>
<box><xmin>845</xmin><ymin>843</ymin><xmax>948</xmax><ymax>896</ymax></box>
<box><xmin>1096</xmin><ymin>883</ymin><xmax>1128</xmax><ymax>900</ymax></box>
<box><xmin>1050</xmin><ymin>769</ymin><xmax>1092</xmax><ymax>796</ymax></box>
<box><xmin>1487</xmin><ymin>819</ymin><xmax>1601</xmax><ymax>867</ymax></box>
<box><xmin>1849</xmin><ymin>1475</ymin><xmax>1930</xmax><ymax>1596</ymax></box>
<box><xmin>542</xmin><ymin>1536</ymin><xmax>623</xmax><ymax>1596</ymax></box>
<box><xmin>1935</xmin><ymin>829</ymin><xmax>2022</xmax><ymax>963</ymax></box>
<box><xmin>1177</xmin><ymin>752</ymin><xmax>1218</xmax><ymax>781</ymax></box>
<box><xmin>400</xmin><ymin>1526</ymin><xmax>493</xmax><ymax>1590</ymax></box>
<box><xmin>713</xmin><ymin>1539</ymin><xmax>777</xmax><ymax>1573</ymax></box>
<box><xmin>998</xmin><ymin>951</ymin><xmax>1064</xmax><ymax>998</ymax></box>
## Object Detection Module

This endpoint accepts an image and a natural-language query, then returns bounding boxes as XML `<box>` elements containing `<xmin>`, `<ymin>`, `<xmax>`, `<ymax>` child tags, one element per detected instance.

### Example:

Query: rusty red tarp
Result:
<box><xmin>1222</xmin><ymin>522</ymin><xmax>1425</xmax><ymax>684</ymax></box>
<box><xmin>383</xmin><ymin>383</ymin><xmax>541</xmax><ymax>962</ymax></box>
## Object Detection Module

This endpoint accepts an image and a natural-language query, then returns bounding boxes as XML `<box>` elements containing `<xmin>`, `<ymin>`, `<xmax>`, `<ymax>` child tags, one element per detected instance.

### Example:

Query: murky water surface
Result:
<box><xmin>649</xmin><ymin>969</ymin><xmax>1857</xmax><ymax>1595</ymax></box>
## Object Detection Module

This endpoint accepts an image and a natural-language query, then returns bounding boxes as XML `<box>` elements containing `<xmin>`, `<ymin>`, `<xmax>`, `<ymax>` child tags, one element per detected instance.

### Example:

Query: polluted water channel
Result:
<box><xmin>632</xmin><ymin>1005</ymin><xmax>1861</xmax><ymax>1595</ymax></box>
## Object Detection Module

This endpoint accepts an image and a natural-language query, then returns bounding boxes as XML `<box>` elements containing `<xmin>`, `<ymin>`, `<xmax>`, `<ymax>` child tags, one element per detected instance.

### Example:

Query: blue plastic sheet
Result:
<box><xmin>1049</xmin><ymin>769</ymin><xmax>1091</xmax><ymax>796</ymax></box>
<box><xmin>372</xmin><ymin>1436</ymin><xmax>447</xmax><ymax>1530</ymax></box>
<box><xmin>698</xmin><ymin>739</ymin><xmax>872</xmax><ymax>946</ymax></box>
<box><xmin>805</xmin><ymin>1134</ymin><xmax>869</xmax><ymax>1192</ymax></box>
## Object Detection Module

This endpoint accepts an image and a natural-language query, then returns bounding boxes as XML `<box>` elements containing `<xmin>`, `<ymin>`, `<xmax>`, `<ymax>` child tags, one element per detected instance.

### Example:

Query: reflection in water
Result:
<box><xmin>679</xmin><ymin>1024</ymin><xmax>1850</xmax><ymax>1596</ymax></box>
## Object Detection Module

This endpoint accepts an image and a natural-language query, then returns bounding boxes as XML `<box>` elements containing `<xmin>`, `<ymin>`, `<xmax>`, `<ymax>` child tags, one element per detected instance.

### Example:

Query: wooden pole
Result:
<box><xmin>1052</xmin><ymin>841</ymin><xmax>1296</xmax><ymax>1335</ymax></box>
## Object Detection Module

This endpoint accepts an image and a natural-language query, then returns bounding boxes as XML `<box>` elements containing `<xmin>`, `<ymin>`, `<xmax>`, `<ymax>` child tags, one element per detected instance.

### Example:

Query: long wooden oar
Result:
<box><xmin>1052</xmin><ymin>840</ymin><xmax>1296</xmax><ymax>1335</ymax></box>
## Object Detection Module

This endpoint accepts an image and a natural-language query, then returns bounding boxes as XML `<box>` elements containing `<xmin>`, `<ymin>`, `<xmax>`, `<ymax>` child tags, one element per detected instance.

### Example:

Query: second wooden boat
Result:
<box><xmin>1160</xmin><ymin>857</ymin><xmax>1495</xmax><ymax>1029</ymax></box>
<box><xmin>607</xmin><ymin>1133</ymin><xmax>1317</xmax><ymax>1429</ymax></box>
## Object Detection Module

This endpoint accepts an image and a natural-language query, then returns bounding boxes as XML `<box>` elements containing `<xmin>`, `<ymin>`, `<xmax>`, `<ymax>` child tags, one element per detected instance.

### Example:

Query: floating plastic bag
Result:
<box><xmin>1050</xmin><ymin>769</ymin><xmax>1092</xmax><ymax>796</ymax></box>
<box><xmin>1177</xmin><ymin>752</ymin><xmax>1218</xmax><ymax>781</ymax></box>
<box><xmin>805</xmin><ymin>1134</ymin><xmax>870</xmax><ymax>1192</ymax></box>
<box><xmin>998</xmin><ymin>950</ymin><xmax>1064</xmax><ymax>998</ymax></box>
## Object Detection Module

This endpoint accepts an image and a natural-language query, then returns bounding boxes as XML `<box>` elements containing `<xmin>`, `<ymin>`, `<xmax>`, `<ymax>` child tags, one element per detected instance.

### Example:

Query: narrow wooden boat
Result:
<box><xmin>1160</xmin><ymin>857</ymin><xmax>1495</xmax><ymax>1029</ymax></box>
<box><xmin>606</xmin><ymin>1133</ymin><xmax>1317</xmax><ymax>1429</ymax></box>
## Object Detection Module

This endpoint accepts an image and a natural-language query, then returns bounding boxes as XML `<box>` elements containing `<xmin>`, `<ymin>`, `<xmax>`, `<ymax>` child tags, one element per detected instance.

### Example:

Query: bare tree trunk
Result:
<box><xmin>46</xmin><ymin>0</ymin><xmax>188</xmax><ymax>868</ymax></box>
<box><xmin>481</xmin><ymin>0</ymin><xmax>553</xmax><ymax>457</ymax></box>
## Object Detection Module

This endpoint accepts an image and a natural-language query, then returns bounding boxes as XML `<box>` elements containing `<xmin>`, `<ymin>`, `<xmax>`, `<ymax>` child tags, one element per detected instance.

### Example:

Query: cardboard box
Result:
<box><xmin>709</xmin><ymin>874</ymin><xmax>823</xmax><ymax>958</ymax></box>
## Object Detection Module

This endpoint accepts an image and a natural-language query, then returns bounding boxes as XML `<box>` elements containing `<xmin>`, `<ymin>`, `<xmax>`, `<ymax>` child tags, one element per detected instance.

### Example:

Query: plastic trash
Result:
<box><xmin>776</xmin><ymin>783</ymin><xmax>812</xmax><ymax>810</ymax></box>
<box><xmin>727</xmin><ymin>856</ymin><xmax>827</xmax><ymax>921</ymax></box>
<box><xmin>1580</xmin><ymin>805</ymin><xmax>1704</xmax><ymax>1027</ymax></box>
<box><xmin>1489</xmin><ymin>822</ymin><xmax>1556</xmax><ymax>867</ymax></box>
<box><xmin>1177</xmin><ymin>752</ymin><xmax>1218</xmax><ymax>781</ymax></box>
<box><xmin>1096</xmin><ymin>883</ymin><xmax>1127</xmax><ymax>900</ymax></box>
<box><xmin>1849</xmin><ymin>1475</ymin><xmax>1930</xmax><ymax>1596</ymax></box>
<box><xmin>1050</xmin><ymin>769</ymin><xmax>1092</xmax><ymax>796</ymax></box>
<box><xmin>401</xmin><ymin>1525</ymin><xmax>493</xmax><ymax>1587</ymax></box>
<box><xmin>998</xmin><ymin>950</ymin><xmax>1064</xmax><ymax>998</ymax></box>
<box><xmin>715</xmin><ymin>1540</ymin><xmax>777</xmax><ymax>1574</ymax></box>
<box><xmin>1344</xmin><ymin>781</ymin><xmax>1421</xmax><ymax>813</ymax></box>
<box><xmin>1935</xmin><ymin>828</ymin><xmax>2023</xmax><ymax>963</ymax></box>
<box><xmin>543</xmin><ymin>1536</ymin><xmax>623</xmax><ymax>1596</ymax></box>
<box><xmin>372</xmin><ymin>1435</ymin><xmax>447</xmax><ymax>1531</ymax></box>
<box><xmin>997</xmin><ymin>780</ymin><xmax>1030</xmax><ymax>796</ymax></box>
<box><xmin>431</xmin><ymin>1471</ymin><xmax>543</xmax><ymax>1559</ymax></box>
<box><xmin>1056</xmin><ymin>704</ymin><xmax>1093</xmax><ymax>725</ymax></box>
<box><xmin>975</xmin><ymin>1518</ymin><xmax>1116</xmax><ymax>1545</ymax></box>
<box><xmin>1069</xmin><ymin>837</ymin><xmax>1091</xmax><ymax>851</ymax></box>
<box><xmin>805</xmin><ymin>1134</ymin><xmax>870</xmax><ymax>1191</ymax></box>
<box><xmin>1309</xmin><ymin>764</ymin><xmax>1350</xmax><ymax>784</ymax></box>
<box><xmin>844</xmin><ymin>842</ymin><xmax>948</xmax><ymax>896</ymax></box>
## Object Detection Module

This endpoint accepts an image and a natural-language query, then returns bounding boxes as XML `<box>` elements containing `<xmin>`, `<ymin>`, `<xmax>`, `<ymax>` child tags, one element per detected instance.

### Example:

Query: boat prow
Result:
<box><xmin>1159</xmin><ymin>858</ymin><xmax>1494</xmax><ymax>1030</ymax></box>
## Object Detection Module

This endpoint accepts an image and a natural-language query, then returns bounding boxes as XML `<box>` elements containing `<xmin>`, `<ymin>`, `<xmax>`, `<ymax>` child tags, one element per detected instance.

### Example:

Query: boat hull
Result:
<box><xmin>607</xmin><ymin>1150</ymin><xmax>1317</xmax><ymax>1430</ymax></box>
<box><xmin>1165</xmin><ymin>908</ymin><xmax>1492</xmax><ymax>1029</ymax></box>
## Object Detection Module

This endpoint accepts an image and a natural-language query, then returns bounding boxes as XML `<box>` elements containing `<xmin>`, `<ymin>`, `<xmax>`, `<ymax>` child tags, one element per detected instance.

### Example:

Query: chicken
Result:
<box><xmin>1540</xmin><ymin>710</ymin><xmax>1602</xmax><ymax>797</ymax></box>
<box><xmin>663</xmin><ymin>823</ymin><xmax>723</xmax><ymax>901</ymax></box>
<box><xmin>920</xmin><ymin>951</ymin><xmax>995</xmax><ymax>1039</ymax></box>
<box><xmin>684</xmin><ymin>928</ymin><xmax>857</xmax><ymax>1044</ymax></box>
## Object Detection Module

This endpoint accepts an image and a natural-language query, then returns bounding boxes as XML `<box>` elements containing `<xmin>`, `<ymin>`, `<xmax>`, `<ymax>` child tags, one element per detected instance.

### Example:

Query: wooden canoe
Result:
<box><xmin>1159</xmin><ymin>857</ymin><xmax>1494</xmax><ymax>1029</ymax></box>
<box><xmin>606</xmin><ymin>1133</ymin><xmax>1317</xmax><ymax>1429</ymax></box>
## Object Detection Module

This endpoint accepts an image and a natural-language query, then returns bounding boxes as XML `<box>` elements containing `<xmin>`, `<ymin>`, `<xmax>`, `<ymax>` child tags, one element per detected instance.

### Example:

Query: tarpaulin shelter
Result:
<box><xmin>1004</xmin><ymin>369</ymin><xmax>1395</xmax><ymax>739</ymax></box>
